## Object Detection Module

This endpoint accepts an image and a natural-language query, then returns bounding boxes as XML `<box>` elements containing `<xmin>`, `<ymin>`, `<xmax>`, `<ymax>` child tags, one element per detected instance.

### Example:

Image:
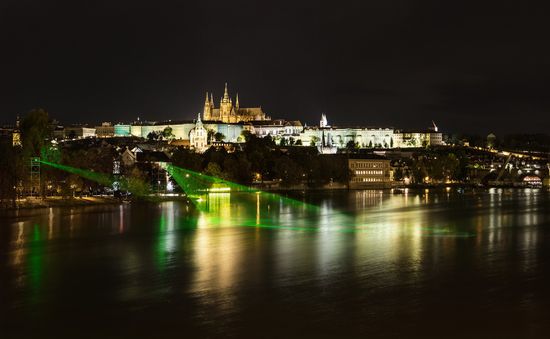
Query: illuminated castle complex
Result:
<box><xmin>203</xmin><ymin>83</ymin><xmax>270</xmax><ymax>123</ymax></box>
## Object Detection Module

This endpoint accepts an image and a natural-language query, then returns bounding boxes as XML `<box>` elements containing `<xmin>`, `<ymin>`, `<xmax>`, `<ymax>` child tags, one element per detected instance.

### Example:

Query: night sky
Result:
<box><xmin>1</xmin><ymin>0</ymin><xmax>549</xmax><ymax>134</ymax></box>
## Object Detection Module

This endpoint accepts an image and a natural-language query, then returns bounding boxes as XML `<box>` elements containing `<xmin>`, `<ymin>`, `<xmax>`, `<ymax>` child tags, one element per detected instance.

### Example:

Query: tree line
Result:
<box><xmin>171</xmin><ymin>133</ymin><xmax>351</xmax><ymax>187</ymax></box>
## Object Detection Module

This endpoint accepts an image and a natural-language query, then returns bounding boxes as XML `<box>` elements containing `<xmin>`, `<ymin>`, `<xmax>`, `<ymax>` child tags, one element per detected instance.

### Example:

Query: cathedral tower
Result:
<box><xmin>219</xmin><ymin>83</ymin><xmax>233</xmax><ymax>121</ymax></box>
<box><xmin>203</xmin><ymin>92</ymin><xmax>212</xmax><ymax>120</ymax></box>
<box><xmin>200</xmin><ymin>83</ymin><xmax>269</xmax><ymax>123</ymax></box>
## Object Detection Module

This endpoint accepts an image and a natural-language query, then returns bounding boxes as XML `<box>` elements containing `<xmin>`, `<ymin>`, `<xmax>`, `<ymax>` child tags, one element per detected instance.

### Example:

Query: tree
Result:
<box><xmin>274</xmin><ymin>156</ymin><xmax>302</xmax><ymax>186</ymax></box>
<box><xmin>368</xmin><ymin>140</ymin><xmax>373</xmax><ymax>148</ymax></box>
<box><xmin>280</xmin><ymin>138</ymin><xmax>287</xmax><ymax>146</ymax></box>
<box><xmin>41</xmin><ymin>144</ymin><xmax>61</xmax><ymax>163</ymax></box>
<box><xmin>205</xmin><ymin>162</ymin><xmax>224</xmax><ymax>179</ymax></box>
<box><xmin>21</xmin><ymin>108</ymin><xmax>50</xmax><ymax>157</ymax></box>
<box><xmin>310</xmin><ymin>136</ymin><xmax>320</xmax><ymax>146</ymax></box>
<box><xmin>394</xmin><ymin>167</ymin><xmax>403</xmax><ymax>181</ymax></box>
<box><xmin>346</xmin><ymin>140</ymin><xmax>358</xmax><ymax>152</ymax></box>
<box><xmin>223</xmin><ymin>154</ymin><xmax>252</xmax><ymax>184</ymax></box>
<box><xmin>411</xmin><ymin>156</ymin><xmax>428</xmax><ymax>183</ymax></box>
<box><xmin>207</xmin><ymin>129</ymin><xmax>216</xmax><ymax>143</ymax></box>
<box><xmin>68</xmin><ymin>174</ymin><xmax>84</xmax><ymax>197</ymax></box>
<box><xmin>171</xmin><ymin>148</ymin><xmax>203</xmax><ymax>172</ymax></box>
<box><xmin>318</xmin><ymin>154</ymin><xmax>351</xmax><ymax>184</ymax></box>
<box><xmin>124</xmin><ymin>167</ymin><xmax>150</xmax><ymax>197</ymax></box>
<box><xmin>0</xmin><ymin>142</ymin><xmax>23</xmax><ymax>208</ymax></box>
<box><xmin>295</xmin><ymin>139</ymin><xmax>302</xmax><ymax>146</ymax></box>
<box><xmin>214</xmin><ymin>132</ymin><xmax>225</xmax><ymax>142</ymax></box>
<box><xmin>162</xmin><ymin>127</ymin><xmax>175</xmax><ymax>140</ymax></box>
<box><xmin>147</xmin><ymin>131</ymin><xmax>161</xmax><ymax>141</ymax></box>
<box><xmin>240</xmin><ymin>130</ymin><xmax>253</xmax><ymax>142</ymax></box>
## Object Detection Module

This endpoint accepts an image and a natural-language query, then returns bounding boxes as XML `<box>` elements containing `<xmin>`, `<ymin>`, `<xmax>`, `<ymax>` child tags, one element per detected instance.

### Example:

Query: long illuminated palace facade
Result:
<box><xmin>107</xmin><ymin>84</ymin><xmax>443</xmax><ymax>152</ymax></box>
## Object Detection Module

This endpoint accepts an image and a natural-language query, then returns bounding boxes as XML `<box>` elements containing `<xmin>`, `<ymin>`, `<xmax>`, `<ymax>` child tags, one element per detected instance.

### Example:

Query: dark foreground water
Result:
<box><xmin>1</xmin><ymin>189</ymin><xmax>550</xmax><ymax>338</ymax></box>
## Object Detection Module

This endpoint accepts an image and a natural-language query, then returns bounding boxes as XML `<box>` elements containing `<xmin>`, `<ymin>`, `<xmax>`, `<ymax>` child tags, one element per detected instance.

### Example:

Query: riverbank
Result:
<box><xmin>2</xmin><ymin>196</ymin><xmax>121</xmax><ymax>210</ymax></box>
<box><xmin>1</xmin><ymin>195</ymin><xmax>192</xmax><ymax>210</ymax></box>
<box><xmin>3</xmin><ymin>184</ymin><xmax>547</xmax><ymax>210</ymax></box>
<box><xmin>252</xmin><ymin>182</ymin><xmax>481</xmax><ymax>191</ymax></box>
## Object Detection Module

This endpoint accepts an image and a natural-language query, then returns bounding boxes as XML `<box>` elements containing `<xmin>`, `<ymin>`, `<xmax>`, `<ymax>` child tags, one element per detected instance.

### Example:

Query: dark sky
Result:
<box><xmin>1</xmin><ymin>0</ymin><xmax>549</xmax><ymax>134</ymax></box>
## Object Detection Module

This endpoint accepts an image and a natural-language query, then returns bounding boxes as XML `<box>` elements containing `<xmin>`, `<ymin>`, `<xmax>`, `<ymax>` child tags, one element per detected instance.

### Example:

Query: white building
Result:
<box><xmin>245</xmin><ymin>119</ymin><xmax>303</xmax><ymax>139</ymax></box>
<box><xmin>189</xmin><ymin>114</ymin><xmax>208</xmax><ymax>152</ymax></box>
<box><xmin>295</xmin><ymin>115</ymin><xmax>443</xmax><ymax>149</ymax></box>
<box><xmin>63</xmin><ymin>126</ymin><xmax>97</xmax><ymax>139</ymax></box>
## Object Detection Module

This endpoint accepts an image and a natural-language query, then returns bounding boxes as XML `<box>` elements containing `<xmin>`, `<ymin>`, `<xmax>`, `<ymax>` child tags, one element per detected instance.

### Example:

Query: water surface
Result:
<box><xmin>1</xmin><ymin>189</ymin><xmax>550</xmax><ymax>338</ymax></box>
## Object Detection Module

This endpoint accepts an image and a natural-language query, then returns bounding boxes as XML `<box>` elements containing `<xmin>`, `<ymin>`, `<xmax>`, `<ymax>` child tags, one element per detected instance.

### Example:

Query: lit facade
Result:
<box><xmin>95</xmin><ymin>122</ymin><xmax>115</xmax><ymax>138</ymax></box>
<box><xmin>299</xmin><ymin>126</ymin><xmax>396</xmax><ymax>148</ymax></box>
<box><xmin>189</xmin><ymin>114</ymin><xmax>208</xmax><ymax>152</ymax></box>
<box><xmin>349</xmin><ymin>157</ymin><xmax>392</xmax><ymax>188</ymax></box>
<box><xmin>203</xmin><ymin>83</ymin><xmax>270</xmax><ymax>123</ymax></box>
<box><xmin>290</xmin><ymin>115</ymin><xmax>443</xmax><ymax>149</ymax></box>
<box><xmin>245</xmin><ymin>119</ymin><xmax>302</xmax><ymax>138</ymax></box>
<box><xmin>63</xmin><ymin>126</ymin><xmax>97</xmax><ymax>139</ymax></box>
<box><xmin>114</xmin><ymin>121</ymin><xmax>244</xmax><ymax>143</ymax></box>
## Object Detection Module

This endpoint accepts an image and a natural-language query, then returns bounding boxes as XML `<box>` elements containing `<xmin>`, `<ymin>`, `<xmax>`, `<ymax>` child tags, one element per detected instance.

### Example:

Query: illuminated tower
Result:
<box><xmin>431</xmin><ymin>120</ymin><xmax>438</xmax><ymax>132</ymax></box>
<box><xmin>203</xmin><ymin>92</ymin><xmax>212</xmax><ymax>120</ymax></box>
<box><xmin>190</xmin><ymin>113</ymin><xmax>208</xmax><ymax>152</ymax></box>
<box><xmin>320</xmin><ymin>114</ymin><xmax>329</xmax><ymax>128</ymax></box>
<box><xmin>219</xmin><ymin>83</ymin><xmax>233</xmax><ymax>121</ymax></box>
<box><xmin>200</xmin><ymin>83</ymin><xmax>269</xmax><ymax>123</ymax></box>
<box><xmin>12</xmin><ymin>115</ymin><xmax>21</xmax><ymax>147</ymax></box>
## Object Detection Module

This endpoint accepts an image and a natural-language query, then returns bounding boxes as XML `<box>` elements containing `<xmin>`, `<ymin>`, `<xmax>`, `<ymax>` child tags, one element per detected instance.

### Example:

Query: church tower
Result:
<box><xmin>190</xmin><ymin>112</ymin><xmax>208</xmax><ymax>152</ymax></box>
<box><xmin>200</xmin><ymin>83</ymin><xmax>269</xmax><ymax>123</ymax></box>
<box><xmin>203</xmin><ymin>92</ymin><xmax>212</xmax><ymax>120</ymax></box>
<box><xmin>12</xmin><ymin>115</ymin><xmax>21</xmax><ymax>147</ymax></box>
<box><xmin>320</xmin><ymin>114</ymin><xmax>329</xmax><ymax>128</ymax></box>
<box><xmin>219</xmin><ymin>83</ymin><xmax>234</xmax><ymax>121</ymax></box>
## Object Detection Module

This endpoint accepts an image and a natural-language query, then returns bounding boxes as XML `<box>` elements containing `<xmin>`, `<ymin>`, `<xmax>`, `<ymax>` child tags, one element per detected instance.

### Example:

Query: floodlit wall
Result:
<box><xmin>298</xmin><ymin>128</ymin><xmax>396</xmax><ymax>148</ymax></box>
<box><xmin>113</xmin><ymin>122</ymin><xmax>243</xmax><ymax>142</ymax></box>
<box><xmin>114</xmin><ymin>124</ymin><xmax>131</xmax><ymax>136</ymax></box>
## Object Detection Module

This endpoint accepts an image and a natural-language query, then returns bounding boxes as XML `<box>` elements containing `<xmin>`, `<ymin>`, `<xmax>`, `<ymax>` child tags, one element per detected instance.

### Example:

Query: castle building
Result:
<box><xmin>203</xmin><ymin>83</ymin><xmax>271</xmax><ymax>123</ymax></box>
<box><xmin>287</xmin><ymin>115</ymin><xmax>443</xmax><ymax>149</ymax></box>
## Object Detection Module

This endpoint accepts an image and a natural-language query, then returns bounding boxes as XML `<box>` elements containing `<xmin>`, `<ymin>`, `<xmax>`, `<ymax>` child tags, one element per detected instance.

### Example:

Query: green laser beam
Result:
<box><xmin>40</xmin><ymin>160</ymin><xmax>152</xmax><ymax>197</ymax></box>
<box><xmin>40</xmin><ymin>160</ymin><xmax>113</xmax><ymax>186</ymax></box>
<box><xmin>166</xmin><ymin>164</ymin><xmax>319</xmax><ymax>211</ymax></box>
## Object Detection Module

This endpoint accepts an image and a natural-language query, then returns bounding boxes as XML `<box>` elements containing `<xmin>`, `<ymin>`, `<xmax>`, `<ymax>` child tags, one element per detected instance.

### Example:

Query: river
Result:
<box><xmin>1</xmin><ymin>188</ymin><xmax>550</xmax><ymax>338</ymax></box>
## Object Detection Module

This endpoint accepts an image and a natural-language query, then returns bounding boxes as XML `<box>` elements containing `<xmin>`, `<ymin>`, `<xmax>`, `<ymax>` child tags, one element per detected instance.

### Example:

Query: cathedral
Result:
<box><xmin>203</xmin><ymin>83</ymin><xmax>271</xmax><ymax>123</ymax></box>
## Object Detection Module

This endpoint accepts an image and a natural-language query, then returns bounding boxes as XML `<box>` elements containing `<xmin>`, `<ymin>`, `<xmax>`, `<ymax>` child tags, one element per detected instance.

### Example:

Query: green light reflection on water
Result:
<box><xmin>28</xmin><ymin>224</ymin><xmax>44</xmax><ymax>304</ymax></box>
<box><xmin>185</xmin><ymin>192</ymin><xmax>475</xmax><ymax>238</ymax></box>
<box><xmin>166</xmin><ymin>164</ymin><xmax>319</xmax><ymax>211</ymax></box>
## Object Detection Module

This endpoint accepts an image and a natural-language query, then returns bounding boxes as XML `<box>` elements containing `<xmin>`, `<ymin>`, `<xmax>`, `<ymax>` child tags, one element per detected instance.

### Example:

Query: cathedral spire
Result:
<box><xmin>204</xmin><ymin>92</ymin><xmax>209</xmax><ymax>105</ymax></box>
<box><xmin>210</xmin><ymin>93</ymin><xmax>214</xmax><ymax>106</ymax></box>
<box><xmin>235</xmin><ymin>93</ymin><xmax>240</xmax><ymax>109</ymax></box>
<box><xmin>223</xmin><ymin>82</ymin><xmax>229</xmax><ymax>100</ymax></box>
